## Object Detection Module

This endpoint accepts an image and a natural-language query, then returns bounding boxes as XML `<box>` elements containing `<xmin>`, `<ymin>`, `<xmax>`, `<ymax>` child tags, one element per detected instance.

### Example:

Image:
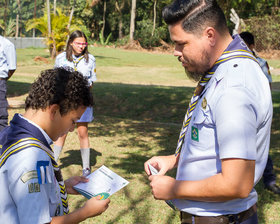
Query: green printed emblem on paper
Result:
<box><xmin>191</xmin><ymin>126</ymin><xmax>199</xmax><ymax>142</ymax></box>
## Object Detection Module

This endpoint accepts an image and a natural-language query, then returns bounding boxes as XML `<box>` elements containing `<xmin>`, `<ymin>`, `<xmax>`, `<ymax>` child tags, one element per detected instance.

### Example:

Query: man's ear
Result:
<box><xmin>204</xmin><ymin>27</ymin><xmax>216</xmax><ymax>47</ymax></box>
<box><xmin>49</xmin><ymin>104</ymin><xmax>60</xmax><ymax>121</ymax></box>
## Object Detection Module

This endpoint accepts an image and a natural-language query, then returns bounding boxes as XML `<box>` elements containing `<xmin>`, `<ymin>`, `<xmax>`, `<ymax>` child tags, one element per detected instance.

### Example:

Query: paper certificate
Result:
<box><xmin>73</xmin><ymin>165</ymin><xmax>129</xmax><ymax>199</ymax></box>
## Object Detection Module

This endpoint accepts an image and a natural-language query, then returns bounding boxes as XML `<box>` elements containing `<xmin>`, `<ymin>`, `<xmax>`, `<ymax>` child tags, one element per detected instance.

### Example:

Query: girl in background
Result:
<box><xmin>54</xmin><ymin>30</ymin><xmax>96</xmax><ymax>176</ymax></box>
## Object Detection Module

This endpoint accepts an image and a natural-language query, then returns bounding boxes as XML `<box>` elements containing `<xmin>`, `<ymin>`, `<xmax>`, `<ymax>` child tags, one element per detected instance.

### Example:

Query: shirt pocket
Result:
<box><xmin>189</xmin><ymin>107</ymin><xmax>215</xmax><ymax>150</ymax></box>
<box><xmin>49</xmin><ymin>185</ymin><xmax>62</xmax><ymax>216</ymax></box>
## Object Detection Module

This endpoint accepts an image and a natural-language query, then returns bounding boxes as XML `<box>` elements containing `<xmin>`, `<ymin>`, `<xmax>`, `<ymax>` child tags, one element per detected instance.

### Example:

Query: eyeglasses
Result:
<box><xmin>73</xmin><ymin>41</ymin><xmax>88</xmax><ymax>47</ymax></box>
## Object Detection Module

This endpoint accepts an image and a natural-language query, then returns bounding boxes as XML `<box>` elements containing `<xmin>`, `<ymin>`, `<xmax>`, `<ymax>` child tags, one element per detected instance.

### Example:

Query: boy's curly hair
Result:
<box><xmin>25</xmin><ymin>67</ymin><xmax>94</xmax><ymax>116</ymax></box>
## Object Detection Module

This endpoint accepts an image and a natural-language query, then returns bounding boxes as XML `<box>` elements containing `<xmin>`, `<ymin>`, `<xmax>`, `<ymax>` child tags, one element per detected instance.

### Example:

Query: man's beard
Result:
<box><xmin>184</xmin><ymin>50</ymin><xmax>211</xmax><ymax>82</ymax></box>
<box><xmin>185</xmin><ymin>69</ymin><xmax>204</xmax><ymax>82</ymax></box>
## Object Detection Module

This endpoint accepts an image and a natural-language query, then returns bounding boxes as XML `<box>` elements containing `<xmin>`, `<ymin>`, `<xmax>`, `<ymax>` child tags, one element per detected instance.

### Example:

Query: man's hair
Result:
<box><xmin>25</xmin><ymin>67</ymin><xmax>93</xmax><ymax>116</ymax></box>
<box><xmin>239</xmin><ymin>31</ymin><xmax>255</xmax><ymax>46</ymax></box>
<box><xmin>162</xmin><ymin>0</ymin><xmax>228</xmax><ymax>36</ymax></box>
<box><xmin>66</xmin><ymin>30</ymin><xmax>89</xmax><ymax>62</ymax></box>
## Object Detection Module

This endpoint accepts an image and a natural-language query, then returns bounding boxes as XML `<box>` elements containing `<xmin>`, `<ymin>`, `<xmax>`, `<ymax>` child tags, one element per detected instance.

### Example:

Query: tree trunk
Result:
<box><xmin>129</xmin><ymin>0</ymin><xmax>136</xmax><ymax>42</ymax></box>
<box><xmin>47</xmin><ymin>0</ymin><xmax>55</xmax><ymax>58</ymax></box>
<box><xmin>16</xmin><ymin>0</ymin><xmax>21</xmax><ymax>37</ymax></box>
<box><xmin>47</xmin><ymin>0</ymin><xmax>51</xmax><ymax>38</ymax></box>
<box><xmin>115</xmin><ymin>0</ymin><xmax>125</xmax><ymax>39</ymax></box>
<box><xmin>53</xmin><ymin>0</ymin><xmax>57</xmax><ymax>15</ymax></box>
<box><xmin>33</xmin><ymin>0</ymin><xmax>37</xmax><ymax>37</ymax></box>
<box><xmin>66</xmin><ymin>2</ymin><xmax>75</xmax><ymax>44</ymax></box>
<box><xmin>15</xmin><ymin>14</ymin><xmax>19</xmax><ymax>38</ymax></box>
<box><xmin>4</xmin><ymin>0</ymin><xmax>8</xmax><ymax>31</ymax></box>
<box><xmin>152</xmin><ymin>0</ymin><xmax>157</xmax><ymax>36</ymax></box>
<box><xmin>101</xmin><ymin>0</ymin><xmax>107</xmax><ymax>40</ymax></box>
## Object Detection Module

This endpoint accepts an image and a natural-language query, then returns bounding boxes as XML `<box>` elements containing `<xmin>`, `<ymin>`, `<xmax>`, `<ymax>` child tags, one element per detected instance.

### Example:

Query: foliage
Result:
<box><xmin>99</xmin><ymin>32</ymin><xmax>112</xmax><ymax>45</ymax></box>
<box><xmin>4</xmin><ymin>18</ymin><xmax>16</xmax><ymax>37</ymax></box>
<box><xmin>1</xmin><ymin>0</ymin><xmax>280</xmax><ymax>49</ymax></box>
<box><xmin>244</xmin><ymin>15</ymin><xmax>280</xmax><ymax>51</ymax></box>
<box><xmin>135</xmin><ymin>19</ymin><xmax>168</xmax><ymax>48</ymax></box>
<box><xmin>26</xmin><ymin>8</ymin><xmax>90</xmax><ymax>54</ymax></box>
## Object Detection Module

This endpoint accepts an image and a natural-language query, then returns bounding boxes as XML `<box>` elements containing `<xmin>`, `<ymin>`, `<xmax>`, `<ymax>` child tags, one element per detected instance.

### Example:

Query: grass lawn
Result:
<box><xmin>7</xmin><ymin>47</ymin><xmax>280</xmax><ymax>224</ymax></box>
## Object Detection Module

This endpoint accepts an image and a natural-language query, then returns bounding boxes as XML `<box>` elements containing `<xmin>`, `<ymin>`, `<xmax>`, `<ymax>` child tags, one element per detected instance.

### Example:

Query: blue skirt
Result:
<box><xmin>77</xmin><ymin>107</ymin><xmax>94</xmax><ymax>123</ymax></box>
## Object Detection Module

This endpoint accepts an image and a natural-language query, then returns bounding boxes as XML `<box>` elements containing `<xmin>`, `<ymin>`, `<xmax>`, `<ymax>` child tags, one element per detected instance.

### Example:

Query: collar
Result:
<box><xmin>19</xmin><ymin>114</ymin><xmax>53</xmax><ymax>146</ymax></box>
<box><xmin>0</xmin><ymin>113</ymin><xmax>53</xmax><ymax>153</ymax></box>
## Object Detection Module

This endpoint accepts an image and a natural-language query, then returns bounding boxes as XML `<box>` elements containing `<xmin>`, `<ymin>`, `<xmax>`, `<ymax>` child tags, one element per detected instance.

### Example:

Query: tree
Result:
<box><xmin>101</xmin><ymin>0</ymin><xmax>107</xmax><ymax>40</ymax></box>
<box><xmin>15</xmin><ymin>0</ymin><xmax>20</xmax><ymax>37</ymax></box>
<box><xmin>26</xmin><ymin>8</ymin><xmax>87</xmax><ymax>56</ymax></box>
<box><xmin>152</xmin><ymin>0</ymin><xmax>157</xmax><ymax>36</ymax></box>
<box><xmin>115</xmin><ymin>0</ymin><xmax>125</xmax><ymax>39</ymax></box>
<box><xmin>129</xmin><ymin>0</ymin><xmax>136</xmax><ymax>42</ymax></box>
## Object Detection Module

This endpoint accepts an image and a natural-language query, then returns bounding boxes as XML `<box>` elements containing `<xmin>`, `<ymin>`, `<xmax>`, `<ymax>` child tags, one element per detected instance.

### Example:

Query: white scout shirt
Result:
<box><xmin>0</xmin><ymin>35</ymin><xmax>17</xmax><ymax>78</ymax></box>
<box><xmin>54</xmin><ymin>52</ymin><xmax>96</xmax><ymax>86</ymax></box>
<box><xmin>0</xmin><ymin>115</ymin><xmax>63</xmax><ymax>224</ymax></box>
<box><xmin>172</xmin><ymin>57</ymin><xmax>272</xmax><ymax>216</ymax></box>
<box><xmin>55</xmin><ymin>52</ymin><xmax>96</xmax><ymax>123</ymax></box>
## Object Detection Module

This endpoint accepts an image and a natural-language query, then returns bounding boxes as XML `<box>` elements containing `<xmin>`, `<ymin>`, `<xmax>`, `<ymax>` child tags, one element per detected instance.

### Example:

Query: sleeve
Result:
<box><xmin>9</xmin><ymin>148</ymin><xmax>54</xmax><ymax>224</ymax></box>
<box><xmin>5</xmin><ymin>43</ymin><xmax>17</xmax><ymax>70</ymax></box>
<box><xmin>54</xmin><ymin>55</ymin><xmax>61</xmax><ymax>68</ymax></box>
<box><xmin>213</xmin><ymin>87</ymin><xmax>257</xmax><ymax>160</ymax></box>
<box><xmin>89</xmin><ymin>55</ymin><xmax>97</xmax><ymax>84</ymax></box>
<box><xmin>262</xmin><ymin>62</ymin><xmax>272</xmax><ymax>83</ymax></box>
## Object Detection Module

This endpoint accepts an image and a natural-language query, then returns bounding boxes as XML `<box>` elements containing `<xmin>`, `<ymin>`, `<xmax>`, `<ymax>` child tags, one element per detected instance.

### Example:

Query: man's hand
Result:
<box><xmin>149</xmin><ymin>175</ymin><xmax>177</xmax><ymax>200</ymax></box>
<box><xmin>65</xmin><ymin>176</ymin><xmax>89</xmax><ymax>194</ymax></box>
<box><xmin>144</xmin><ymin>155</ymin><xmax>178</xmax><ymax>176</ymax></box>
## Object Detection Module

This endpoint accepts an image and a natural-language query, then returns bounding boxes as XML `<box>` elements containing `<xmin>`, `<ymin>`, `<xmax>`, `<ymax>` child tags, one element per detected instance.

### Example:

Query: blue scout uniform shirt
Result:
<box><xmin>0</xmin><ymin>114</ymin><xmax>63</xmax><ymax>224</ymax></box>
<box><xmin>172</xmin><ymin>35</ymin><xmax>273</xmax><ymax>216</ymax></box>
<box><xmin>0</xmin><ymin>36</ymin><xmax>17</xmax><ymax>78</ymax></box>
<box><xmin>54</xmin><ymin>52</ymin><xmax>96</xmax><ymax>86</ymax></box>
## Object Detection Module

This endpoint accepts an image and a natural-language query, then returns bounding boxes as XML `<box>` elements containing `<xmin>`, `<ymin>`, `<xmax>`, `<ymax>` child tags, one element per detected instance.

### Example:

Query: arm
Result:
<box><xmin>5</xmin><ymin>43</ymin><xmax>16</xmax><ymax>79</ymax></box>
<box><xmin>148</xmin><ymin>158</ymin><xmax>254</xmax><ymax>202</ymax></box>
<box><xmin>50</xmin><ymin>196</ymin><xmax>110</xmax><ymax>224</ymax></box>
<box><xmin>7</xmin><ymin>69</ymin><xmax>16</xmax><ymax>80</ymax></box>
<box><xmin>89</xmin><ymin>55</ymin><xmax>97</xmax><ymax>84</ymax></box>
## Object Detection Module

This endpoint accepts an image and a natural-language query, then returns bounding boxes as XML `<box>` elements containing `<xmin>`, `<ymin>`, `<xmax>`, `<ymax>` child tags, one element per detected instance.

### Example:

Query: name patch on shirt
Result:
<box><xmin>21</xmin><ymin>170</ymin><xmax>38</xmax><ymax>183</ymax></box>
<box><xmin>191</xmin><ymin>126</ymin><xmax>199</xmax><ymax>142</ymax></box>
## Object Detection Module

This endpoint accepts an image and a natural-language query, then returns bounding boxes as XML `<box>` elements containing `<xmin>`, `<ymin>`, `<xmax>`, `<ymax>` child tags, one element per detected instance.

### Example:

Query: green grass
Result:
<box><xmin>7</xmin><ymin>47</ymin><xmax>280</xmax><ymax>223</ymax></box>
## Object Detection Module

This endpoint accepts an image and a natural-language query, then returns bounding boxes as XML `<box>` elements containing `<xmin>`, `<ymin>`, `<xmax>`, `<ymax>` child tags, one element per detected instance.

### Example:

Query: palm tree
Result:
<box><xmin>26</xmin><ymin>8</ymin><xmax>87</xmax><ymax>56</ymax></box>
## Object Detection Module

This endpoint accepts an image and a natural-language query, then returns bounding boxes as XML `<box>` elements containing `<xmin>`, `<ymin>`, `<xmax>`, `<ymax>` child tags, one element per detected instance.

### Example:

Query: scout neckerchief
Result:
<box><xmin>0</xmin><ymin>114</ymin><xmax>69</xmax><ymax>214</ymax></box>
<box><xmin>175</xmin><ymin>35</ymin><xmax>259</xmax><ymax>156</ymax></box>
<box><xmin>73</xmin><ymin>55</ymin><xmax>84</xmax><ymax>71</ymax></box>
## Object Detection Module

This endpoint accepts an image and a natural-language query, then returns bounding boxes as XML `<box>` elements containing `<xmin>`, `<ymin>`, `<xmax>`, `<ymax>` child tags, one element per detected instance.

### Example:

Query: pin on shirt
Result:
<box><xmin>202</xmin><ymin>97</ymin><xmax>207</xmax><ymax>110</ymax></box>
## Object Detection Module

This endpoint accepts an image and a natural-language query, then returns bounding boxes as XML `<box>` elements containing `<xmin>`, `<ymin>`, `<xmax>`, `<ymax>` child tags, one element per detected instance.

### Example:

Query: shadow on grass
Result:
<box><xmin>59</xmin><ymin>148</ymin><xmax>102</xmax><ymax>169</ymax></box>
<box><xmin>93</xmin><ymin>82</ymin><xmax>194</xmax><ymax>124</ymax></box>
<box><xmin>7</xmin><ymin>80</ymin><xmax>31</xmax><ymax>97</ymax></box>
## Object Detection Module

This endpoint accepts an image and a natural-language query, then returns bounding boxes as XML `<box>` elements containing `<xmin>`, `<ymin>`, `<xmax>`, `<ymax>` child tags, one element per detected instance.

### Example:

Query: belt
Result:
<box><xmin>180</xmin><ymin>204</ymin><xmax>257</xmax><ymax>224</ymax></box>
<box><xmin>0</xmin><ymin>77</ymin><xmax>7</xmax><ymax>81</ymax></box>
